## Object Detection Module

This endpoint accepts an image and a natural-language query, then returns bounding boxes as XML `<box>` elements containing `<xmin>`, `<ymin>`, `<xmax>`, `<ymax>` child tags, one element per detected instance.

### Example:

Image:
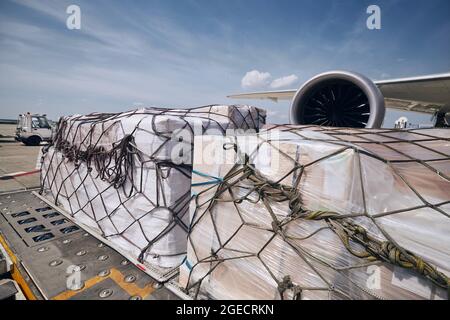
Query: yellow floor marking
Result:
<box><xmin>10</xmin><ymin>264</ymin><xmax>37</xmax><ymax>300</ymax></box>
<box><xmin>52</xmin><ymin>273</ymin><xmax>106</xmax><ymax>300</ymax></box>
<box><xmin>109</xmin><ymin>268</ymin><xmax>155</xmax><ymax>299</ymax></box>
<box><xmin>52</xmin><ymin>268</ymin><xmax>155</xmax><ymax>300</ymax></box>
<box><xmin>1</xmin><ymin>234</ymin><xmax>155</xmax><ymax>300</ymax></box>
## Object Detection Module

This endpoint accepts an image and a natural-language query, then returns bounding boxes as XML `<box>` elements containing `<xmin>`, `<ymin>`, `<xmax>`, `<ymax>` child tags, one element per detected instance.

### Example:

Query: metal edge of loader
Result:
<box><xmin>32</xmin><ymin>191</ymin><xmax>192</xmax><ymax>300</ymax></box>
<box><xmin>165</xmin><ymin>277</ymin><xmax>193</xmax><ymax>300</ymax></box>
<box><xmin>11</xmin><ymin>279</ymin><xmax>27</xmax><ymax>300</ymax></box>
<box><xmin>0</xmin><ymin>279</ymin><xmax>26</xmax><ymax>300</ymax></box>
<box><xmin>0</xmin><ymin>233</ymin><xmax>42</xmax><ymax>300</ymax></box>
<box><xmin>0</xmin><ymin>240</ymin><xmax>13</xmax><ymax>274</ymax></box>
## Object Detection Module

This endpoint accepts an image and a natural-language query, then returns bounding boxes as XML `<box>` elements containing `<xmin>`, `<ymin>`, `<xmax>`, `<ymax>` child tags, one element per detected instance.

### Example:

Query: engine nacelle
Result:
<box><xmin>290</xmin><ymin>71</ymin><xmax>385</xmax><ymax>128</ymax></box>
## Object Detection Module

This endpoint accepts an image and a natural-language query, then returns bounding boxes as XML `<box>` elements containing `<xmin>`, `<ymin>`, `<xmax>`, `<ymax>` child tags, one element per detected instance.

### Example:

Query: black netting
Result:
<box><xmin>183</xmin><ymin>125</ymin><xmax>450</xmax><ymax>300</ymax></box>
<box><xmin>40</xmin><ymin>105</ymin><xmax>265</xmax><ymax>270</ymax></box>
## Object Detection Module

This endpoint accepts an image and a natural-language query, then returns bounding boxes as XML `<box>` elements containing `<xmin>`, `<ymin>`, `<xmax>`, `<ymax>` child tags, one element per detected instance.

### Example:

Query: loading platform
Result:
<box><xmin>0</xmin><ymin>189</ymin><xmax>181</xmax><ymax>300</ymax></box>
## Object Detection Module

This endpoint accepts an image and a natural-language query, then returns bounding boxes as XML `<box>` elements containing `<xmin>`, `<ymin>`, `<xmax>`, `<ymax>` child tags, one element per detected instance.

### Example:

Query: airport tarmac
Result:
<box><xmin>0</xmin><ymin>124</ymin><xmax>42</xmax><ymax>193</ymax></box>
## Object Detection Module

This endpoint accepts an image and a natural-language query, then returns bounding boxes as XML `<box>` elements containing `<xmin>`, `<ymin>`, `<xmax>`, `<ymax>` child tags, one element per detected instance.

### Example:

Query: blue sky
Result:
<box><xmin>0</xmin><ymin>0</ymin><xmax>449</xmax><ymax>125</ymax></box>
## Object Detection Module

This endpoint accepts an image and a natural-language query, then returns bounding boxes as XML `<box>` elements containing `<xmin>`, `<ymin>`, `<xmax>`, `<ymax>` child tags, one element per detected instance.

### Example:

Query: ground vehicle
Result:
<box><xmin>15</xmin><ymin>113</ymin><xmax>53</xmax><ymax>146</ymax></box>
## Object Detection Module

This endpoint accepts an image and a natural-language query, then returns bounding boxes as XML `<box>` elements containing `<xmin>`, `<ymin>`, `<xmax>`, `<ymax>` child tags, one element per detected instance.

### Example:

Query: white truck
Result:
<box><xmin>15</xmin><ymin>113</ymin><xmax>53</xmax><ymax>146</ymax></box>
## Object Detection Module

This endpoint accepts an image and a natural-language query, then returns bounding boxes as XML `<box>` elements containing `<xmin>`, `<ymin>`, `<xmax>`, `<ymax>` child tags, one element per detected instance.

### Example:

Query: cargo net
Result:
<box><xmin>40</xmin><ymin>105</ymin><xmax>265</xmax><ymax>270</ymax></box>
<box><xmin>184</xmin><ymin>125</ymin><xmax>450</xmax><ymax>299</ymax></box>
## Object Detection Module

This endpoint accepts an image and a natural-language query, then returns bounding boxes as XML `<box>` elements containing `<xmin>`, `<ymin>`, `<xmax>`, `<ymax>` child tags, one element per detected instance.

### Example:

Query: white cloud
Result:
<box><xmin>241</xmin><ymin>70</ymin><xmax>271</xmax><ymax>89</ymax></box>
<box><xmin>270</xmin><ymin>74</ymin><xmax>298</xmax><ymax>89</ymax></box>
<box><xmin>241</xmin><ymin>71</ymin><xmax>299</xmax><ymax>90</ymax></box>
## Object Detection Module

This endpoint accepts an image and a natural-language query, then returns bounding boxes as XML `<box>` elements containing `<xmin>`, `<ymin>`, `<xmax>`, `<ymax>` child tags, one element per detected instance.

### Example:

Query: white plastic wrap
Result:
<box><xmin>181</xmin><ymin>125</ymin><xmax>450</xmax><ymax>299</ymax></box>
<box><xmin>40</xmin><ymin>105</ymin><xmax>265</xmax><ymax>269</ymax></box>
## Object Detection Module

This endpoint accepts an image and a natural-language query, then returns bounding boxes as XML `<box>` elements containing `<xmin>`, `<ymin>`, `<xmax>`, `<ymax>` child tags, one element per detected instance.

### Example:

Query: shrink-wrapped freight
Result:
<box><xmin>181</xmin><ymin>125</ymin><xmax>450</xmax><ymax>299</ymax></box>
<box><xmin>40</xmin><ymin>105</ymin><xmax>265</xmax><ymax>269</ymax></box>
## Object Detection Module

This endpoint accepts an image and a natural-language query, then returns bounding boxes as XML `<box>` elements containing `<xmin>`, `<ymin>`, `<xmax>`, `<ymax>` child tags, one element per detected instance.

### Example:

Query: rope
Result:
<box><xmin>39</xmin><ymin>105</ymin><xmax>265</xmax><ymax>269</ymax></box>
<box><xmin>238</xmin><ymin>159</ymin><xmax>449</xmax><ymax>290</ymax></box>
<box><xmin>185</xmin><ymin>133</ymin><xmax>450</xmax><ymax>299</ymax></box>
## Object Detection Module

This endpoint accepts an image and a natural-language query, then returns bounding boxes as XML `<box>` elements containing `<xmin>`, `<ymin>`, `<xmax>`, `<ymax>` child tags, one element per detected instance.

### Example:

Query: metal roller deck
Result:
<box><xmin>0</xmin><ymin>189</ymin><xmax>183</xmax><ymax>300</ymax></box>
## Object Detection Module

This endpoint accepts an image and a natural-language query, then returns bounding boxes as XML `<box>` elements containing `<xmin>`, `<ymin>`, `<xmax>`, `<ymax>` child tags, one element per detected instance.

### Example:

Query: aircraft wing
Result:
<box><xmin>375</xmin><ymin>73</ymin><xmax>450</xmax><ymax>114</ymax></box>
<box><xmin>227</xmin><ymin>90</ymin><xmax>296</xmax><ymax>102</ymax></box>
<box><xmin>228</xmin><ymin>72</ymin><xmax>450</xmax><ymax>114</ymax></box>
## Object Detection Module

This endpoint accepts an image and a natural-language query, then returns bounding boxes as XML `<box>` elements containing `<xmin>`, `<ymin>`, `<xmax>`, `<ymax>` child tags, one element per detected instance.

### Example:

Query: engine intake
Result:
<box><xmin>290</xmin><ymin>71</ymin><xmax>385</xmax><ymax>128</ymax></box>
